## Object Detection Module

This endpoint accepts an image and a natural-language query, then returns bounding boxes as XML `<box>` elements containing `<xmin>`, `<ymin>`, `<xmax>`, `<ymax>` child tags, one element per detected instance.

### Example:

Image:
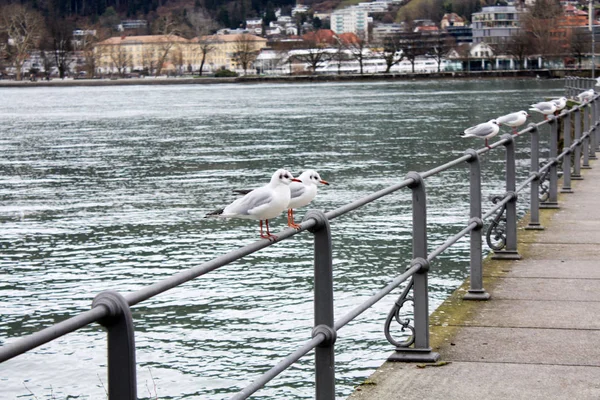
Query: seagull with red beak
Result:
<box><xmin>206</xmin><ymin>169</ymin><xmax>301</xmax><ymax>240</ymax></box>
<box><xmin>287</xmin><ymin>170</ymin><xmax>330</xmax><ymax>229</ymax></box>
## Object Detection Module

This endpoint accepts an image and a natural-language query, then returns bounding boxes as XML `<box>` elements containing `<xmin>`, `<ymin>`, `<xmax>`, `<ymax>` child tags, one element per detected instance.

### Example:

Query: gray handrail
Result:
<box><xmin>1</xmin><ymin>76</ymin><xmax>597</xmax><ymax>400</ymax></box>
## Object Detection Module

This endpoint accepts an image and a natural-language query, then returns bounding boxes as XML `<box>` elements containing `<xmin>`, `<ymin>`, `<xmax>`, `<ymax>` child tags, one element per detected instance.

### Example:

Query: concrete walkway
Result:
<box><xmin>349</xmin><ymin>163</ymin><xmax>600</xmax><ymax>400</ymax></box>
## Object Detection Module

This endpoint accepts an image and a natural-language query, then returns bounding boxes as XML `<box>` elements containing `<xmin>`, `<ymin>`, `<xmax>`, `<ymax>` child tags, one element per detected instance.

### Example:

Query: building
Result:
<box><xmin>440</xmin><ymin>13</ymin><xmax>465</xmax><ymax>29</ymax></box>
<box><xmin>95</xmin><ymin>34</ymin><xmax>268</xmax><ymax>75</ymax></box>
<box><xmin>371</xmin><ymin>23</ymin><xmax>404</xmax><ymax>42</ymax></box>
<box><xmin>446</xmin><ymin>25</ymin><xmax>473</xmax><ymax>44</ymax></box>
<box><xmin>331</xmin><ymin>7</ymin><xmax>369</xmax><ymax>38</ymax></box>
<box><xmin>471</xmin><ymin>6</ymin><xmax>523</xmax><ymax>44</ymax></box>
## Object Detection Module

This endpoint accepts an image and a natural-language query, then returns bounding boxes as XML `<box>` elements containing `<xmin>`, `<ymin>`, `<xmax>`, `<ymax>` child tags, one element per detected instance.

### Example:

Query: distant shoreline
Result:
<box><xmin>0</xmin><ymin>69</ymin><xmax>589</xmax><ymax>88</ymax></box>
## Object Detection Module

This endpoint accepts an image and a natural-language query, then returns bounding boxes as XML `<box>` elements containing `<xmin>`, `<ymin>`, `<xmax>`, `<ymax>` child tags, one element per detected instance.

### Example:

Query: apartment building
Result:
<box><xmin>471</xmin><ymin>6</ymin><xmax>523</xmax><ymax>44</ymax></box>
<box><xmin>331</xmin><ymin>7</ymin><xmax>369</xmax><ymax>38</ymax></box>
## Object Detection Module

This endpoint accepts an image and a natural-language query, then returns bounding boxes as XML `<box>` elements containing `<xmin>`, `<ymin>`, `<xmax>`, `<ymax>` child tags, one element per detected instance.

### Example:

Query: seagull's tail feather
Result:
<box><xmin>205</xmin><ymin>208</ymin><xmax>225</xmax><ymax>218</ymax></box>
<box><xmin>528</xmin><ymin>107</ymin><xmax>542</xmax><ymax>113</ymax></box>
<box><xmin>460</xmin><ymin>133</ymin><xmax>470</xmax><ymax>138</ymax></box>
<box><xmin>233</xmin><ymin>189</ymin><xmax>253</xmax><ymax>195</ymax></box>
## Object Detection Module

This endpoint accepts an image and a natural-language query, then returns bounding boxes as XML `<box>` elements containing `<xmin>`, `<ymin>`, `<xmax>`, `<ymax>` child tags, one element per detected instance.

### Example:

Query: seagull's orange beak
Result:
<box><xmin>319</xmin><ymin>180</ymin><xmax>330</xmax><ymax>185</ymax></box>
<box><xmin>292</xmin><ymin>178</ymin><xmax>302</xmax><ymax>182</ymax></box>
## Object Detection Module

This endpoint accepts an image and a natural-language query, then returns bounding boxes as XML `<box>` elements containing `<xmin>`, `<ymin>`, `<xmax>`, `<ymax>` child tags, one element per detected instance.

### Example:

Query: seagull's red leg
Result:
<box><xmin>485</xmin><ymin>138</ymin><xmax>491</xmax><ymax>149</ymax></box>
<box><xmin>512</xmin><ymin>127</ymin><xmax>518</xmax><ymax>135</ymax></box>
<box><xmin>261</xmin><ymin>219</ymin><xmax>277</xmax><ymax>241</ymax></box>
<box><xmin>287</xmin><ymin>209</ymin><xmax>301</xmax><ymax>229</ymax></box>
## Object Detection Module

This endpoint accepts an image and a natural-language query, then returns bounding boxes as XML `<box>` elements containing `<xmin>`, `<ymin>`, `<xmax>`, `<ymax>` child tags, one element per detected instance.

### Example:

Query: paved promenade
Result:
<box><xmin>349</xmin><ymin>163</ymin><xmax>600</xmax><ymax>399</ymax></box>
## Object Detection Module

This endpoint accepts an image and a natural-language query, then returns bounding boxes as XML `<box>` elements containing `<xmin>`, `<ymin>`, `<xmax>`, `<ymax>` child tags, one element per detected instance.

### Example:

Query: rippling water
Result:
<box><xmin>0</xmin><ymin>79</ymin><xmax>564</xmax><ymax>399</ymax></box>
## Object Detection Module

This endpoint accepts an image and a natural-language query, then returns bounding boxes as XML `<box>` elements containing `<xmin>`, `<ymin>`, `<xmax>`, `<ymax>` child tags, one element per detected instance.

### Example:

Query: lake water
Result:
<box><xmin>0</xmin><ymin>78</ymin><xmax>564</xmax><ymax>399</ymax></box>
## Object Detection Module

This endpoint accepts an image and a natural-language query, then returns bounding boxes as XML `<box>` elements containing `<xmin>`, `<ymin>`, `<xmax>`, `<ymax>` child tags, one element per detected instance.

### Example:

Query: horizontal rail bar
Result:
<box><xmin>325</xmin><ymin>178</ymin><xmax>414</xmax><ymax>220</ymax></box>
<box><xmin>420</xmin><ymin>154</ymin><xmax>471</xmax><ymax>179</ymax></box>
<box><xmin>0</xmin><ymin>307</ymin><xmax>106</xmax><ymax>362</ymax></box>
<box><xmin>231</xmin><ymin>335</ymin><xmax>325</xmax><ymax>400</ymax></box>
<box><xmin>516</xmin><ymin>173</ymin><xmax>538</xmax><ymax>194</ymax></box>
<box><xmin>427</xmin><ymin>221</ymin><xmax>478</xmax><ymax>262</ymax></box>
<box><xmin>334</xmin><ymin>263</ymin><xmax>420</xmax><ymax>331</ymax></box>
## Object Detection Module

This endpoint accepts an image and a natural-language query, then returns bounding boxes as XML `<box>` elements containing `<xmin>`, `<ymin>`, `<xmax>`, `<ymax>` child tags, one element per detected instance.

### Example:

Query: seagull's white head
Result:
<box><xmin>488</xmin><ymin>119</ymin><xmax>499</xmax><ymax>126</ymax></box>
<box><xmin>519</xmin><ymin>110</ymin><xmax>529</xmax><ymax>118</ymax></box>
<box><xmin>299</xmin><ymin>170</ymin><xmax>330</xmax><ymax>186</ymax></box>
<box><xmin>271</xmin><ymin>169</ymin><xmax>300</xmax><ymax>186</ymax></box>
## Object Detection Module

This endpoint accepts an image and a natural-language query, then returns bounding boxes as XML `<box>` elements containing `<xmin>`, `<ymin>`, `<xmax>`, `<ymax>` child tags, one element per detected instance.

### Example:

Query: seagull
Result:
<box><xmin>551</xmin><ymin>97</ymin><xmax>567</xmax><ymax>114</ymax></box>
<box><xmin>461</xmin><ymin>119</ymin><xmax>500</xmax><ymax>149</ymax></box>
<box><xmin>596</xmin><ymin>77</ymin><xmax>600</xmax><ymax>87</ymax></box>
<box><xmin>206</xmin><ymin>169</ymin><xmax>301</xmax><ymax>240</ymax></box>
<box><xmin>576</xmin><ymin>89</ymin><xmax>595</xmax><ymax>104</ymax></box>
<box><xmin>287</xmin><ymin>170</ymin><xmax>329</xmax><ymax>229</ymax></box>
<box><xmin>529</xmin><ymin>101</ymin><xmax>557</xmax><ymax>120</ymax></box>
<box><xmin>496</xmin><ymin>111</ymin><xmax>529</xmax><ymax>134</ymax></box>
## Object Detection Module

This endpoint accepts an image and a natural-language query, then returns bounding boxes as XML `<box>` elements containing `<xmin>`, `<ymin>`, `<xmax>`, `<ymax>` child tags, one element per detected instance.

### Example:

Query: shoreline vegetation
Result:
<box><xmin>0</xmin><ymin>69</ymin><xmax>593</xmax><ymax>88</ymax></box>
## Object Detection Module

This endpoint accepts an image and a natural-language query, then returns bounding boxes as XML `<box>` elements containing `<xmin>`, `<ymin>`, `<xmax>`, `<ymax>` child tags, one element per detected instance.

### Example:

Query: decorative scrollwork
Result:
<box><xmin>384</xmin><ymin>277</ymin><xmax>415</xmax><ymax>348</ymax></box>
<box><xmin>486</xmin><ymin>195</ymin><xmax>507</xmax><ymax>251</ymax></box>
<box><xmin>538</xmin><ymin>162</ymin><xmax>550</xmax><ymax>202</ymax></box>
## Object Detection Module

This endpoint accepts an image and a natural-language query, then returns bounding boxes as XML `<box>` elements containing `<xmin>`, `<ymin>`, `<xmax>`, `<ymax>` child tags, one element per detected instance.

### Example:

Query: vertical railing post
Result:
<box><xmin>540</xmin><ymin>116</ymin><xmax>559</xmax><ymax>208</ymax></box>
<box><xmin>572</xmin><ymin>107</ymin><xmax>584</xmax><ymax>180</ymax></box>
<box><xmin>526</xmin><ymin>124</ymin><xmax>545</xmax><ymax>229</ymax></box>
<box><xmin>463</xmin><ymin>150</ymin><xmax>490</xmax><ymax>300</ymax></box>
<box><xmin>590</xmin><ymin>98</ymin><xmax>597</xmax><ymax>159</ymax></box>
<box><xmin>388</xmin><ymin>171</ymin><xmax>439</xmax><ymax>363</ymax></box>
<box><xmin>492</xmin><ymin>134</ymin><xmax>521</xmax><ymax>260</ymax></box>
<box><xmin>92</xmin><ymin>290</ymin><xmax>137</xmax><ymax>400</ymax></box>
<box><xmin>304</xmin><ymin>210</ymin><xmax>336</xmax><ymax>400</ymax></box>
<box><xmin>582</xmin><ymin>105</ymin><xmax>591</xmax><ymax>169</ymax></box>
<box><xmin>561</xmin><ymin>112</ymin><xmax>574</xmax><ymax>193</ymax></box>
<box><xmin>595</xmin><ymin>99</ymin><xmax>600</xmax><ymax>151</ymax></box>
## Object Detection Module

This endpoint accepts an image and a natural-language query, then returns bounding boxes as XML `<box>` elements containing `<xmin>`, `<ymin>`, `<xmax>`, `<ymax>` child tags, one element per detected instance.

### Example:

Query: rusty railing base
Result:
<box><xmin>387</xmin><ymin>348</ymin><xmax>440</xmax><ymax>363</ymax></box>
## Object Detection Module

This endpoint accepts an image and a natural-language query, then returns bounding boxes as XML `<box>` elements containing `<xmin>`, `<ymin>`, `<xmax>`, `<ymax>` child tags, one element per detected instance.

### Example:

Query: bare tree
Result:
<box><xmin>521</xmin><ymin>0</ymin><xmax>563</xmax><ymax>68</ymax></box>
<box><xmin>374</xmin><ymin>34</ymin><xmax>404</xmax><ymax>73</ymax></box>
<box><xmin>504</xmin><ymin>30</ymin><xmax>532</xmax><ymax>69</ymax></box>
<box><xmin>171</xmin><ymin>45</ymin><xmax>185</xmax><ymax>75</ymax></box>
<box><xmin>44</xmin><ymin>19</ymin><xmax>74</xmax><ymax>79</ymax></box>
<box><xmin>424</xmin><ymin>31</ymin><xmax>455</xmax><ymax>72</ymax></box>
<box><xmin>294</xmin><ymin>30</ymin><xmax>333</xmax><ymax>74</ymax></box>
<box><xmin>233</xmin><ymin>34</ymin><xmax>261</xmax><ymax>75</ymax></box>
<box><xmin>152</xmin><ymin>15</ymin><xmax>179</xmax><ymax>77</ymax></box>
<box><xmin>186</xmin><ymin>9</ymin><xmax>218</xmax><ymax>76</ymax></box>
<box><xmin>345</xmin><ymin>32</ymin><xmax>371</xmax><ymax>75</ymax></box>
<box><xmin>0</xmin><ymin>4</ymin><xmax>45</xmax><ymax>80</ymax></box>
<box><xmin>569</xmin><ymin>27</ymin><xmax>591</xmax><ymax>69</ymax></box>
<box><xmin>193</xmin><ymin>35</ymin><xmax>217</xmax><ymax>76</ymax></box>
<box><xmin>141</xmin><ymin>47</ymin><xmax>156</xmax><ymax>76</ymax></box>
<box><xmin>109</xmin><ymin>46</ymin><xmax>132</xmax><ymax>77</ymax></box>
<box><xmin>399</xmin><ymin>31</ymin><xmax>427</xmax><ymax>73</ymax></box>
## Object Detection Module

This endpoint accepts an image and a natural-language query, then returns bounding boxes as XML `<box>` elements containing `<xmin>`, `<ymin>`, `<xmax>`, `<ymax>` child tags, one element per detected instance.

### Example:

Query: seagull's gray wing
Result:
<box><xmin>226</xmin><ymin>190</ymin><xmax>273</xmax><ymax>215</ymax></box>
<box><xmin>233</xmin><ymin>189</ymin><xmax>253</xmax><ymax>196</ymax></box>
<box><xmin>497</xmin><ymin>113</ymin><xmax>518</xmax><ymax>125</ymax></box>
<box><xmin>290</xmin><ymin>183</ymin><xmax>307</xmax><ymax>200</ymax></box>
<box><xmin>464</xmin><ymin>123</ymin><xmax>494</xmax><ymax>138</ymax></box>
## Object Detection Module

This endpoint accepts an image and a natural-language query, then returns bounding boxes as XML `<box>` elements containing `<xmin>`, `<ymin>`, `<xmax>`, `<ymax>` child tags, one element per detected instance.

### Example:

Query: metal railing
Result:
<box><xmin>1</xmin><ymin>77</ymin><xmax>599</xmax><ymax>399</ymax></box>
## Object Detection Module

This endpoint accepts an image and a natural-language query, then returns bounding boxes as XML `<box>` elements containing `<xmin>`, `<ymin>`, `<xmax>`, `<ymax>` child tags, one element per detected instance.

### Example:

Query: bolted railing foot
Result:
<box><xmin>491</xmin><ymin>250</ymin><xmax>521</xmax><ymax>260</ymax></box>
<box><xmin>571</xmin><ymin>175</ymin><xmax>584</xmax><ymax>180</ymax></box>
<box><xmin>560</xmin><ymin>188</ymin><xmax>574</xmax><ymax>193</ymax></box>
<box><xmin>525</xmin><ymin>222</ymin><xmax>545</xmax><ymax>231</ymax></box>
<box><xmin>539</xmin><ymin>202</ymin><xmax>559</xmax><ymax>209</ymax></box>
<box><xmin>463</xmin><ymin>288</ymin><xmax>491</xmax><ymax>301</ymax></box>
<box><xmin>387</xmin><ymin>347</ymin><xmax>440</xmax><ymax>363</ymax></box>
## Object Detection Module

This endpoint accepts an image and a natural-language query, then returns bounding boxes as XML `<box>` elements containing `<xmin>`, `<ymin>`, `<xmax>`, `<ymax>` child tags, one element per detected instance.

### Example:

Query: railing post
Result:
<box><xmin>582</xmin><ymin>105</ymin><xmax>591</xmax><ymax>169</ymax></box>
<box><xmin>561</xmin><ymin>112</ymin><xmax>574</xmax><ymax>193</ymax></box>
<box><xmin>590</xmin><ymin>99</ymin><xmax>597</xmax><ymax>159</ymax></box>
<box><xmin>572</xmin><ymin>107</ymin><xmax>583</xmax><ymax>180</ymax></box>
<box><xmin>92</xmin><ymin>290</ymin><xmax>137</xmax><ymax>400</ymax></box>
<box><xmin>463</xmin><ymin>150</ymin><xmax>490</xmax><ymax>300</ymax></box>
<box><xmin>595</xmin><ymin>99</ymin><xmax>600</xmax><ymax>151</ymax></box>
<box><xmin>388</xmin><ymin>171</ymin><xmax>439</xmax><ymax>363</ymax></box>
<box><xmin>304</xmin><ymin>210</ymin><xmax>336</xmax><ymax>400</ymax></box>
<box><xmin>540</xmin><ymin>116</ymin><xmax>559</xmax><ymax>208</ymax></box>
<box><xmin>492</xmin><ymin>134</ymin><xmax>521</xmax><ymax>260</ymax></box>
<box><xmin>526</xmin><ymin>124</ymin><xmax>545</xmax><ymax>229</ymax></box>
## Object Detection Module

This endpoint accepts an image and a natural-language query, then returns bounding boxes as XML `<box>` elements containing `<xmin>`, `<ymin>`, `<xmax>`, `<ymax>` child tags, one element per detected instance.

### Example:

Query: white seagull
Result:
<box><xmin>496</xmin><ymin>111</ymin><xmax>529</xmax><ymax>134</ymax></box>
<box><xmin>287</xmin><ymin>170</ymin><xmax>329</xmax><ymax>229</ymax></box>
<box><xmin>529</xmin><ymin>101</ymin><xmax>557</xmax><ymax>120</ymax></box>
<box><xmin>461</xmin><ymin>119</ymin><xmax>500</xmax><ymax>148</ymax></box>
<box><xmin>206</xmin><ymin>169</ymin><xmax>301</xmax><ymax>240</ymax></box>
<box><xmin>551</xmin><ymin>97</ymin><xmax>567</xmax><ymax>113</ymax></box>
<box><xmin>576</xmin><ymin>89</ymin><xmax>595</xmax><ymax>104</ymax></box>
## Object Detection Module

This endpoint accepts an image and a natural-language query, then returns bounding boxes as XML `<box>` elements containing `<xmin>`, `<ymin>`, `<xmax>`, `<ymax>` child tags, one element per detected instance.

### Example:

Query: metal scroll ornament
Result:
<box><xmin>539</xmin><ymin>163</ymin><xmax>550</xmax><ymax>203</ymax></box>
<box><xmin>485</xmin><ymin>195</ymin><xmax>507</xmax><ymax>251</ymax></box>
<box><xmin>384</xmin><ymin>277</ymin><xmax>415</xmax><ymax>348</ymax></box>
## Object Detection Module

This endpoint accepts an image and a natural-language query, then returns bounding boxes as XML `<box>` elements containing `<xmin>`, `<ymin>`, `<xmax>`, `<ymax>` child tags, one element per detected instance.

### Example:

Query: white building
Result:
<box><xmin>331</xmin><ymin>7</ymin><xmax>369</xmax><ymax>38</ymax></box>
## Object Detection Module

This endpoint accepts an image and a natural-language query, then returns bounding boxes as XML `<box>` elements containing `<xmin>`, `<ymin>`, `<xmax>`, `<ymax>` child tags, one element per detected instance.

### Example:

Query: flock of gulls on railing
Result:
<box><xmin>206</xmin><ymin>83</ymin><xmax>598</xmax><ymax>241</ymax></box>
<box><xmin>462</xmin><ymin>85</ymin><xmax>597</xmax><ymax>149</ymax></box>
